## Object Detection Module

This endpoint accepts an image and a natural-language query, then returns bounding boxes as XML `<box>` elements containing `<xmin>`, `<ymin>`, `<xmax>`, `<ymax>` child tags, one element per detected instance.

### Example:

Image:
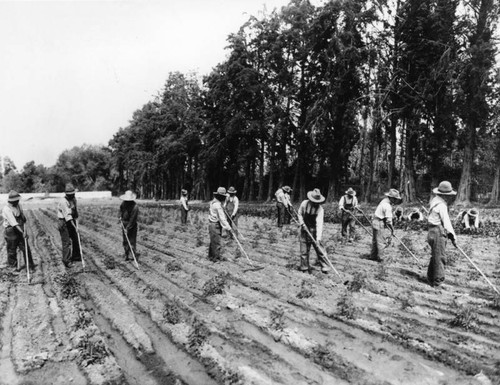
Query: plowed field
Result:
<box><xmin>0</xmin><ymin>198</ymin><xmax>499</xmax><ymax>385</ymax></box>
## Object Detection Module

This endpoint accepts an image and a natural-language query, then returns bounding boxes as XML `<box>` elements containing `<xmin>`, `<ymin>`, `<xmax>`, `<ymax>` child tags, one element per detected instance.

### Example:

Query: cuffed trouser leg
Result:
<box><xmin>208</xmin><ymin>222</ymin><xmax>222</xmax><ymax>261</ymax></box>
<box><xmin>299</xmin><ymin>231</ymin><xmax>310</xmax><ymax>271</ymax></box>
<box><xmin>427</xmin><ymin>226</ymin><xmax>447</xmax><ymax>286</ymax></box>
<box><xmin>58</xmin><ymin>220</ymin><xmax>73</xmax><ymax>266</ymax></box>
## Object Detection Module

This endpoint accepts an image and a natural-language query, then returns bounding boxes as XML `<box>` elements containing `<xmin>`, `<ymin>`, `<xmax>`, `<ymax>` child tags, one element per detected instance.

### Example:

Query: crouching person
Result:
<box><xmin>119</xmin><ymin>190</ymin><xmax>139</xmax><ymax>261</ymax></box>
<box><xmin>208</xmin><ymin>187</ymin><xmax>232</xmax><ymax>262</ymax></box>
<box><xmin>298</xmin><ymin>189</ymin><xmax>330</xmax><ymax>273</ymax></box>
<box><xmin>457</xmin><ymin>208</ymin><xmax>480</xmax><ymax>233</ymax></box>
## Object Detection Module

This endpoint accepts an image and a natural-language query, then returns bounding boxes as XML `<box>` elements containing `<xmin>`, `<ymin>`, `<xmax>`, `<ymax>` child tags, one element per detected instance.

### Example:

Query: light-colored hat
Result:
<box><xmin>120</xmin><ymin>190</ymin><xmax>136</xmax><ymax>201</ymax></box>
<box><xmin>432</xmin><ymin>181</ymin><xmax>456</xmax><ymax>195</ymax></box>
<box><xmin>307</xmin><ymin>188</ymin><xmax>326</xmax><ymax>204</ymax></box>
<box><xmin>282</xmin><ymin>186</ymin><xmax>292</xmax><ymax>193</ymax></box>
<box><xmin>384</xmin><ymin>188</ymin><xmax>402</xmax><ymax>202</ymax></box>
<box><xmin>65</xmin><ymin>183</ymin><xmax>76</xmax><ymax>194</ymax></box>
<box><xmin>181</xmin><ymin>189</ymin><xmax>188</xmax><ymax>195</ymax></box>
<box><xmin>468</xmin><ymin>208</ymin><xmax>478</xmax><ymax>217</ymax></box>
<box><xmin>214</xmin><ymin>187</ymin><xmax>228</xmax><ymax>197</ymax></box>
<box><xmin>345</xmin><ymin>188</ymin><xmax>356</xmax><ymax>196</ymax></box>
<box><xmin>8</xmin><ymin>190</ymin><xmax>21</xmax><ymax>202</ymax></box>
<box><xmin>228</xmin><ymin>186</ymin><xmax>237</xmax><ymax>194</ymax></box>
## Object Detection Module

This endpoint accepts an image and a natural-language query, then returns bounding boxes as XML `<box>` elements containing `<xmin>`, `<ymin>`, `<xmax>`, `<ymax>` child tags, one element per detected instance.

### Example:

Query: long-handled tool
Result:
<box><xmin>341</xmin><ymin>208</ymin><xmax>372</xmax><ymax>236</ymax></box>
<box><xmin>416</xmin><ymin>198</ymin><xmax>430</xmax><ymax>214</ymax></box>
<box><xmin>454</xmin><ymin>243</ymin><xmax>500</xmax><ymax>296</ymax></box>
<box><xmin>230</xmin><ymin>228</ymin><xmax>263</xmax><ymax>271</ymax></box>
<box><xmin>289</xmin><ymin>206</ymin><xmax>342</xmax><ymax>279</ymax></box>
<box><xmin>356</xmin><ymin>208</ymin><xmax>373</xmax><ymax>226</ymax></box>
<box><xmin>75</xmin><ymin>220</ymin><xmax>86</xmax><ymax>272</ymax></box>
<box><xmin>24</xmin><ymin>235</ymin><xmax>31</xmax><ymax>283</ymax></box>
<box><xmin>120</xmin><ymin>220</ymin><xmax>140</xmax><ymax>269</ymax></box>
<box><xmin>222</xmin><ymin>207</ymin><xmax>245</xmax><ymax>241</ymax></box>
<box><xmin>392</xmin><ymin>232</ymin><xmax>420</xmax><ymax>264</ymax></box>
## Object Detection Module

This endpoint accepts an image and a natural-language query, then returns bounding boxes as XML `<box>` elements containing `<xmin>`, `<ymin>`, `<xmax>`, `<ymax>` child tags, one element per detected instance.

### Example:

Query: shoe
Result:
<box><xmin>298</xmin><ymin>266</ymin><xmax>309</xmax><ymax>272</ymax></box>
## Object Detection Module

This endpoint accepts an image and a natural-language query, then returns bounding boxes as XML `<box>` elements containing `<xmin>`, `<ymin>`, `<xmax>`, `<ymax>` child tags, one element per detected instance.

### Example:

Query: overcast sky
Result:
<box><xmin>0</xmin><ymin>0</ymin><xmax>291</xmax><ymax>169</ymax></box>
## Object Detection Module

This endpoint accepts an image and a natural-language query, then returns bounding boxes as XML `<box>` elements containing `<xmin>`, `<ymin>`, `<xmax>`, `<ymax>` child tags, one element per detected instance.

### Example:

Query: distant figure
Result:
<box><xmin>457</xmin><ymin>208</ymin><xmax>480</xmax><ymax>233</ymax></box>
<box><xmin>179</xmin><ymin>189</ymin><xmax>189</xmax><ymax>225</ymax></box>
<box><xmin>297</xmin><ymin>189</ymin><xmax>330</xmax><ymax>273</ymax></box>
<box><xmin>394</xmin><ymin>207</ymin><xmax>404</xmax><ymax>222</ymax></box>
<box><xmin>208</xmin><ymin>187</ymin><xmax>232</xmax><ymax>262</ymax></box>
<box><xmin>2</xmin><ymin>190</ymin><xmax>35</xmax><ymax>271</ymax></box>
<box><xmin>224</xmin><ymin>186</ymin><xmax>239</xmax><ymax>228</ymax></box>
<box><xmin>338</xmin><ymin>188</ymin><xmax>359</xmax><ymax>243</ymax></box>
<box><xmin>119</xmin><ymin>190</ymin><xmax>139</xmax><ymax>261</ymax></box>
<box><xmin>56</xmin><ymin>184</ymin><xmax>82</xmax><ymax>268</ymax></box>
<box><xmin>407</xmin><ymin>209</ymin><xmax>424</xmax><ymax>222</ymax></box>
<box><xmin>370</xmin><ymin>189</ymin><xmax>402</xmax><ymax>262</ymax></box>
<box><xmin>275</xmin><ymin>186</ymin><xmax>292</xmax><ymax>228</ymax></box>
<box><xmin>427</xmin><ymin>181</ymin><xmax>457</xmax><ymax>287</ymax></box>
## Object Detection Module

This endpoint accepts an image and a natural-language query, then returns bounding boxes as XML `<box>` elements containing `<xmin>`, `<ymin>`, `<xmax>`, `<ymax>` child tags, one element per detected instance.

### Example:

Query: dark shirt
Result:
<box><xmin>120</xmin><ymin>201</ymin><xmax>139</xmax><ymax>229</ymax></box>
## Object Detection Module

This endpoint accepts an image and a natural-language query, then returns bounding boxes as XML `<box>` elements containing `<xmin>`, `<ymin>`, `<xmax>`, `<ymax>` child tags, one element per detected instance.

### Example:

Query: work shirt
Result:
<box><xmin>374</xmin><ymin>197</ymin><xmax>393</xmax><ymax>223</ymax></box>
<box><xmin>428</xmin><ymin>196</ymin><xmax>455</xmax><ymax>237</ymax></box>
<box><xmin>458</xmin><ymin>211</ymin><xmax>479</xmax><ymax>229</ymax></box>
<box><xmin>208</xmin><ymin>199</ymin><xmax>231</xmax><ymax>230</ymax></box>
<box><xmin>224</xmin><ymin>196</ymin><xmax>239</xmax><ymax>216</ymax></box>
<box><xmin>275</xmin><ymin>189</ymin><xmax>291</xmax><ymax>207</ymax></box>
<box><xmin>120</xmin><ymin>202</ymin><xmax>139</xmax><ymax>229</ymax></box>
<box><xmin>180</xmin><ymin>195</ymin><xmax>189</xmax><ymax>211</ymax></box>
<box><xmin>57</xmin><ymin>197</ymin><xmax>78</xmax><ymax>222</ymax></box>
<box><xmin>2</xmin><ymin>203</ymin><xmax>25</xmax><ymax>228</ymax></box>
<box><xmin>338</xmin><ymin>195</ymin><xmax>358</xmax><ymax>211</ymax></box>
<box><xmin>297</xmin><ymin>200</ymin><xmax>324</xmax><ymax>239</ymax></box>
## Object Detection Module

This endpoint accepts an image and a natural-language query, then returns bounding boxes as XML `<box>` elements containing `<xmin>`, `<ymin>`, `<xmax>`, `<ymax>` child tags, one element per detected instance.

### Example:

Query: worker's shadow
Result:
<box><xmin>399</xmin><ymin>268</ymin><xmax>428</xmax><ymax>284</ymax></box>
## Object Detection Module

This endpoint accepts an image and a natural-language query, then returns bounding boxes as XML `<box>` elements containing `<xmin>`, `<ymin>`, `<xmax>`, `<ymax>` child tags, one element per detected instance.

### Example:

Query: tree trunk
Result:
<box><xmin>456</xmin><ymin>143</ymin><xmax>473</xmax><ymax>205</ymax></box>
<box><xmin>488</xmin><ymin>165</ymin><xmax>500</xmax><ymax>205</ymax></box>
<box><xmin>257</xmin><ymin>139</ymin><xmax>265</xmax><ymax>201</ymax></box>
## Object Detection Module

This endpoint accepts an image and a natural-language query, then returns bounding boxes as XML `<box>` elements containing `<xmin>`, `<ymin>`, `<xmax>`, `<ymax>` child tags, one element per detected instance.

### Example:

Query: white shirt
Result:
<box><xmin>2</xmin><ymin>203</ymin><xmax>21</xmax><ymax>228</ymax></box>
<box><xmin>297</xmin><ymin>200</ymin><xmax>324</xmax><ymax>240</ymax></box>
<box><xmin>374</xmin><ymin>197</ymin><xmax>393</xmax><ymax>223</ymax></box>
<box><xmin>180</xmin><ymin>195</ymin><xmax>189</xmax><ymax>210</ymax></box>
<box><xmin>428</xmin><ymin>196</ymin><xmax>455</xmax><ymax>236</ymax></box>
<box><xmin>208</xmin><ymin>199</ymin><xmax>231</xmax><ymax>230</ymax></box>
<box><xmin>338</xmin><ymin>195</ymin><xmax>358</xmax><ymax>210</ymax></box>
<box><xmin>57</xmin><ymin>198</ymin><xmax>74</xmax><ymax>221</ymax></box>
<box><xmin>458</xmin><ymin>211</ymin><xmax>479</xmax><ymax>229</ymax></box>
<box><xmin>224</xmin><ymin>196</ymin><xmax>239</xmax><ymax>216</ymax></box>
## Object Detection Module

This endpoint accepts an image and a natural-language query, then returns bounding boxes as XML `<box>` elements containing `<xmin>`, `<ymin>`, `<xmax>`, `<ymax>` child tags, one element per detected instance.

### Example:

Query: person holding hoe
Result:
<box><xmin>427</xmin><ymin>181</ymin><xmax>457</xmax><ymax>287</ymax></box>
<box><xmin>208</xmin><ymin>187</ymin><xmax>232</xmax><ymax>262</ymax></box>
<box><xmin>275</xmin><ymin>185</ymin><xmax>292</xmax><ymax>228</ymax></box>
<box><xmin>119</xmin><ymin>190</ymin><xmax>139</xmax><ymax>262</ymax></box>
<box><xmin>179</xmin><ymin>189</ymin><xmax>189</xmax><ymax>225</ymax></box>
<box><xmin>224</xmin><ymin>186</ymin><xmax>239</xmax><ymax>234</ymax></box>
<box><xmin>297</xmin><ymin>188</ymin><xmax>330</xmax><ymax>273</ymax></box>
<box><xmin>56</xmin><ymin>184</ymin><xmax>82</xmax><ymax>268</ymax></box>
<box><xmin>370</xmin><ymin>188</ymin><xmax>402</xmax><ymax>262</ymax></box>
<box><xmin>2</xmin><ymin>190</ymin><xmax>35</xmax><ymax>272</ymax></box>
<box><xmin>338</xmin><ymin>187</ymin><xmax>359</xmax><ymax>243</ymax></box>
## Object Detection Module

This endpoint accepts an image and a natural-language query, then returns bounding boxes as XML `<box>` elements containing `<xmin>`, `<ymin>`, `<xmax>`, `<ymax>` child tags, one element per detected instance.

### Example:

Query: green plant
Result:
<box><xmin>449</xmin><ymin>304</ymin><xmax>478</xmax><ymax>330</ymax></box>
<box><xmin>375</xmin><ymin>262</ymin><xmax>388</xmax><ymax>281</ymax></box>
<box><xmin>399</xmin><ymin>290</ymin><xmax>416</xmax><ymax>310</ymax></box>
<box><xmin>202</xmin><ymin>273</ymin><xmax>230</xmax><ymax>297</ymax></box>
<box><xmin>162</xmin><ymin>301</ymin><xmax>182</xmax><ymax>324</ymax></box>
<box><xmin>337</xmin><ymin>291</ymin><xmax>359</xmax><ymax>319</ymax></box>
<box><xmin>269</xmin><ymin>306</ymin><xmax>286</xmax><ymax>331</ymax></box>
<box><xmin>297</xmin><ymin>280</ymin><xmax>314</xmax><ymax>299</ymax></box>
<box><xmin>347</xmin><ymin>272</ymin><xmax>367</xmax><ymax>292</ymax></box>
<box><xmin>54</xmin><ymin>273</ymin><xmax>79</xmax><ymax>299</ymax></box>
<box><xmin>103</xmin><ymin>256</ymin><xmax>116</xmax><ymax>270</ymax></box>
<box><xmin>188</xmin><ymin>317</ymin><xmax>210</xmax><ymax>352</ymax></box>
<box><xmin>77</xmin><ymin>335</ymin><xmax>109</xmax><ymax>366</ymax></box>
<box><xmin>165</xmin><ymin>260</ymin><xmax>182</xmax><ymax>272</ymax></box>
<box><xmin>268</xmin><ymin>231</ymin><xmax>278</xmax><ymax>244</ymax></box>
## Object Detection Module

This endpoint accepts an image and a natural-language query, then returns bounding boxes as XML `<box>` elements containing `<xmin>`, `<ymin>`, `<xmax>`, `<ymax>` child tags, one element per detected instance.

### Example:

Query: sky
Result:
<box><xmin>0</xmin><ymin>0</ymin><xmax>291</xmax><ymax>169</ymax></box>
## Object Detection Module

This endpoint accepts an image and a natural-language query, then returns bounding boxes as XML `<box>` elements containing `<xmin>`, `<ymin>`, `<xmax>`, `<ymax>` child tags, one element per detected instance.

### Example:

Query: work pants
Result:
<box><xmin>370</xmin><ymin>219</ymin><xmax>387</xmax><ymax>261</ymax></box>
<box><xmin>208</xmin><ymin>222</ymin><xmax>223</xmax><ymax>261</ymax></box>
<box><xmin>58</xmin><ymin>220</ymin><xmax>81</xmax><ymax>266</ymax></box>
<box><xmin>122</xmin><ymin>225</ymin><xmax>137</xmax><ymax>260</ymax></box>
<box><xmin>299</xmin><ymin>228</ymin><xmax>329</xmax><ymax>271</ymax></box>
<box><xmin>427</xmin><ymin>225</ymin><xmax>447</xmax><ymax>286</ymax></box>
<box><xmin>180</xmin><ymin>208</ymin><xmax>188</xmax><ymax>225</ymax></box>
<box><xmin>4</xmin><ymin>227</ymin><xmax>34</xmax><ymax>268</ymax></box>
<box><xmin>341</xmin><ymin>211</ymin><xmax>356</xmax><ymax>239</ymax></box>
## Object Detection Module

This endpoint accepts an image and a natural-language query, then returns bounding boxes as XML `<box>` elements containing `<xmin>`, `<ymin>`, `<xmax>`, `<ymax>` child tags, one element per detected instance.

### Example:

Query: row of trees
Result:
<box><xmin>109</xmin><ymin>0</ymin><xmax>500</xmax><ymax>204</ymax></box>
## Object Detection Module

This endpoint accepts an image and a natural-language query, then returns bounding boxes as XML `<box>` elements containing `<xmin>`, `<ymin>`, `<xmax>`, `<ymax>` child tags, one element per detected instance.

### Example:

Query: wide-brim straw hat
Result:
<box><xmin>432</xmin><ymin>181</ymin><xmax>457</xmax><ymax>195</ymax></box>
<box><xmin>468</xmin><ymin>208</ymin><xmax>478</xmax><ymax>217</ymax></box>
<box><xmin>65</xmin><ymin>183</ymin><xmax>76</xmax><ymax>194</ymax></box>
<box><xmin>214</xmin><ymin>187</ymin><xmax>228</xmax><ymax>197</ymax></box>
<box><xmin>227</xmin><ymin>186</ymin><xmax>237</xmax><ymax>194</ymax></box>
<box><xmin>181</xmin><ymin>189</ymin><xmax>188</xmax><ymax>195</ymax></box>
<box><xmin>120</xmin><ymin>190</ymin><xmax>137</xmax><ymax>201</ymax></box>
<box><xmin>345</xmin><ymin>188</ymin><xmax>356</xmax><ymax>196</ymax></box>
<box><xmin>307</xmin><ymin>188</ymin><xmax>326</xmax><ymax>204</ymax></box>
<box><xmin>8</xmin><ymin>190</ymin><xmax>21</xmax><ymax>202</ymax></box>
<box><xmin>384</xmin><ymin>188</ymin><xmax>402</xmax><ymax>202</ymax></box>
<box><xmin>282</xmin><ymin>186</ymin><xmax>292</xmax><ymax>193</ymax></box>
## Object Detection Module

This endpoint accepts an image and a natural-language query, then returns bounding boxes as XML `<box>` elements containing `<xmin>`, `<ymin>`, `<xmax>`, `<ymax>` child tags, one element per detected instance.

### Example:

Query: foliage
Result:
<box><xmin>202</xmin><ymin>273</ymin><xmax>230</xmax><ymax>297</ymax></box>
<box><xmin>269</xmin><ymin>306</ymin><xmax>286</xmax><ymax>332</ymax></box>
<box><xmin>297</xmin><ymin>280</ymin><xmax>314</xmax><ymax>299</ymax></box>
<box><xmin>54</xmin><ymin>273</ymin><xmax>80</xmax><ymax>299</ymax></box>
<box><xmin>347</xmin><ymin>272</ymin><xmax>367</xmax><ymax>292</ymax></box>
<box><xmin>449</xmin><ymin>304</ymin><xmax>478</xmax><ymax>330</ymax></box>
<box><xmin>337</xmin><ymin>291</ymin><xmax>359</xmax><ymax>319</ymax></box>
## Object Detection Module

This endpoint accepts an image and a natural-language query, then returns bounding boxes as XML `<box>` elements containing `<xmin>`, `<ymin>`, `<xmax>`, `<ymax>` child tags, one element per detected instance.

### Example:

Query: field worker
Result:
<box><xmin>407</xmin><ymin>209</ymin><xmax>424</xmax><ymax>221</ymax></box>
<box><xmin>394</xmin><ymin>207</ymin><xmax>404</xmax><ymax>222</ymax></box>
<box><xmin>427</xmin><ymin>181</ymin><xmax>457</xmax><ymax>287</ymax></box>
<box><xmin>457</xmin><ymin>208</ymin><xmax>480</xmax><ymax>233</ymax></box>
<box><xmin>297</xmin><ymin>188</ymin><xmax>330</xmax><ymax>273</ymax></box>
<box><xmin>224</xmin><ymin>186</ymin><xmax>239</xmax><ymax>228</ymax></box>
<box><xmin>2</xmin><ymin>190</ymin><xmax>35</xmax><ymax>271</ymax></box>
<box><xmin>370</xmin><ymin>189</ymin><xmax>402</xmax><ymax>262</ymax></box>
<box><xmin>275</xmin><ymin>185</ymin><xmax>292</xmax><ymax>228</ymax></box>
<box><xmin>119</xmin><ymin>190</ymin><xmax>139</xmax><ymax>261</ymax></box>
<box><xmin>338</xmin><ymin>188</ymin><xmax>359</xmax><ymax>243</ymax></box>
<box><xmin>179</xmin><ymin>189</ymin><xmax>189</xmax><ymax>225</ymax></box>
<box><xmin>57</xmin><ymin>184</ymin><xmax>82</xmax><ymax>268</ymax></box>
<box><xmin>208</xmin><ymin>187</ymin><xmax>232</xmax><ymax>261</ymax></box>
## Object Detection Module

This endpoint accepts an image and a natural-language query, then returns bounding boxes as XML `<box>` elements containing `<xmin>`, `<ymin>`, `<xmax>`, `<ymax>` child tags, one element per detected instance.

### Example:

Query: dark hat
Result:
<box><xmin>345</xmin><ymin>188</ymin><xmax>356</xmax><ymax>196</ymax></box>
<box><xmin>227</xmin><ymin>186</ymin><xmax>237</xmax><ymax>194</ymax></box>
<box><xmin>282</xmin><ymin>186</ymin><xmax>292</xmax><ymax>193</ymax></box>
<box><xmin>307</xmin><ymin>188</ymin><xmax>326</xmax><ymax>204</ymax></box>
<box><xmin>432</xmin><ymin>181</ymin><xmax>456</xmax><ymax>196</ymax></box>
<box><xmin>468</xmin><ymin>208</ymin><xmax>478</xmax><ymax>217</ymax></box>
<box><xmin>120</xmin><ymin>190</ymin><xmax>136</xmax><ymax>201</ymax></box>
<box><xmin>65</xmin><ymin>184</ymin><xmax>76</xmax><ymax>194</ymax></box>
<box><xmin>384</xmin><ymin>188</ymin><xmax>402</xmax><ymax>202</ymax></box>
<box><xmin>8</xmin><ymin>190</ymin><xmax>21</xmax><ymax>202</ymax></box>
<box><xmin>181</xmin><ymin>189</ymin><xmax>188</xmax><ymax>195</ymax></box>
<box><xmin>214</xmin><ymin>187</ymin><xmax>228</xmax><ymax>197</ymax></box>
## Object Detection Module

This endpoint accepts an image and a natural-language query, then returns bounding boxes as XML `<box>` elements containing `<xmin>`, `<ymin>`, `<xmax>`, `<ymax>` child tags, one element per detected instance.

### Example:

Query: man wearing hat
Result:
<box><xmin>119</xmin><ymin>190</ymin><xmax>139</xmax><ymax>261</ymax></box>
<box><xmin>2</xmin><ymin>190</ymin><xmax>35</xmax><ymax>271</ymax></box>
<box><xmin>427</xmin><ymin>181</ymin><xmax>457</xmax><ymax>287</ymax></box>
<box><xmin>224</xmin><ymin>187</ymin><xmax>239</xmax><ymax>230</ymax></box>
<box><xmin>456</xmin><ymin>208</ymin><xmax>480</xmax><ymax>233</ymax></box>
<box><xmin>370</xmin><ymin>189</ymin><xmax>402</xmax><ymax>262</ymax></box>
<box><xmin>338</xmin><ymin>188</ymin><xmax>359</xmax><ymax>243</ymax></box>
<box><xmin>208</xmin><ymin>187</ymin><xmax>232</xmax><ymax>261</ymax></box>
<box><xmin>179</xmin><ymin>189</ymin><xmax>189</xmax><ymax>225</ymax></box>
<box><xmin>297</xmin><ymin>188</ymin><xmax>330</xmax><ymax>273</ymax></box>
<box><xmin>275</xmin><ymin>186</ymin><xmax>292</xmax><ymax>228</ymax></box>
<box><xmin>407</xmin><ymin>208</ymin><xmax>424</xmax><ymax>222</ymax></box>
<box><xmin>56</xmin><ymin>183</ymin><xmax>81</xmax><ymax>268</ymax></box>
